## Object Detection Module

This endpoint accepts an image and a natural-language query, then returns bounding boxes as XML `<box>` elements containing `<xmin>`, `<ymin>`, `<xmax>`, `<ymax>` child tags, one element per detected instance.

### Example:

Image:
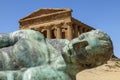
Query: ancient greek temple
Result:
<box><xmin>19</xmin><ymin>8</ymin><xmax>95</xmax><ymax>40</ymax></box>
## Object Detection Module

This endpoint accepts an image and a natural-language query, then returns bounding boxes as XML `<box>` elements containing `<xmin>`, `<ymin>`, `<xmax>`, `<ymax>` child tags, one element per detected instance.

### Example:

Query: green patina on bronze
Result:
<box><xmin>0</xmin><ymin>29</ymin><xmax>113</xmax><ymax>80</ymax></box>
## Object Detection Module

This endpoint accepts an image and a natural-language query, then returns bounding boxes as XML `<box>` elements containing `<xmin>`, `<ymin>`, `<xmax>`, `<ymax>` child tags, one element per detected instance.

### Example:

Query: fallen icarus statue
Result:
<box><xmin>0</xmin><ymin>29</ymin><xmax>113</xmax><ymax>80</ymax></box>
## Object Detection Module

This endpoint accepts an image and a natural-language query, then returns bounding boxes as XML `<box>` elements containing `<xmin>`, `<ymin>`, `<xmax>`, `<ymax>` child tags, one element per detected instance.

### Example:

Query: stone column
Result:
<box><xmin>74</xmin><ymin>25</ymin><xmax>78</xmax><ymax>37</ymax></box>
<box><xmin>57</xmin><ymin>27</ymin><xmax>62</xmax><ymax>39</ymax></box>
<box><xmin>83</xmin><ymin>28</ymin><xmax>86</xmax><ymax>32</ymax></box>
<box><xmin>67</xmin><ymin>23</ymin><xmax>73</xmax><ymax>40</ymax></box>
<box><xmin>47</xmin><ymin>29</ymin><xmax>51</xmax><ymax>39</ymax></box>
<box><xmin>78</xmin><ymin>26</ymin><xmax>82</xmax><ymax>35</ymax></box>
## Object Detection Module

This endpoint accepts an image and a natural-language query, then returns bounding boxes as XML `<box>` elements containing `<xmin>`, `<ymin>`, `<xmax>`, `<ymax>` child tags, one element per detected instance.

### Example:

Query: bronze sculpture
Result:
<box><xmin>0</xmin><ymin>29</ymin><xmax>113</xmax><ymax>80</ymax></box>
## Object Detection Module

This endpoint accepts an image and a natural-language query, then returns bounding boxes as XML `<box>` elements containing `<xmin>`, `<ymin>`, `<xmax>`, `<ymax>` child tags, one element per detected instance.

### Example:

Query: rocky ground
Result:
<box><xmin>76</xmin><ymin>59</ymin><xmax>120</xmax><ymax>80</ymax></box>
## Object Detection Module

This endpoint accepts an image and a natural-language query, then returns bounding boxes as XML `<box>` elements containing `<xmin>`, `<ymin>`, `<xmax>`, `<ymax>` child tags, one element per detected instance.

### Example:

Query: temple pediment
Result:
<box><xmin>20</xmin><ymin>8</ymin><xmax>72</xmax><ymax>22</ymax></box>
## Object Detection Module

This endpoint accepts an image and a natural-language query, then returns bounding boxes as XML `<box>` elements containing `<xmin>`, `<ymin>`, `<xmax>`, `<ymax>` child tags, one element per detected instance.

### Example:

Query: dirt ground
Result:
<box><xmin>76</xmin><ymin>60</ymin><xmax>120</xmax><ymax>80</ymax></box>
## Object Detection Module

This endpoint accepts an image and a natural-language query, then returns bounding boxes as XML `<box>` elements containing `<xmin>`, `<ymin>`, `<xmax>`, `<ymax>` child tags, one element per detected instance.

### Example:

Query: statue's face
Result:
<box><xmin>71</xmin><ymin>30</ymin><xmax>113</xmax><ymax>67</ymax></box>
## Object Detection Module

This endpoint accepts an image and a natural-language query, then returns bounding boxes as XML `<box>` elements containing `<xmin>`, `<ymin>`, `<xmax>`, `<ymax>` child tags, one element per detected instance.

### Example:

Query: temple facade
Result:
<box><xmin>19</xmin><ymin>8</ymin><xmax>95</xmax><ymax>40</ymax></box>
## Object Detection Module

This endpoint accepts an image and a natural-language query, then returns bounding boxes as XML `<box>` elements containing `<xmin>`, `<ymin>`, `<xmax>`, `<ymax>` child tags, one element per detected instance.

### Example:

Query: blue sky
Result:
<box><xmin>0</xmin><ymin>0</ymin><xmax>120</xmax><ymax>57</ymax></box>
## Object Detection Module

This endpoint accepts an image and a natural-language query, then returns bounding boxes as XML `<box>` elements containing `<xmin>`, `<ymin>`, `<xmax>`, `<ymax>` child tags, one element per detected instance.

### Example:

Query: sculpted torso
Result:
<box><xmin>0</xmin><ymin>30</ymin><xmax>113</xmax><ymax>80</ymax></box>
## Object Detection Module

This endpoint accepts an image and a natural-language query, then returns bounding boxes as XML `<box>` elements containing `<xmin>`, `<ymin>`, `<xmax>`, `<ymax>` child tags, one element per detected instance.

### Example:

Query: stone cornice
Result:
<box><xmin>20</xmin><ymin>8</ymin><xmax>72</xmax><ymax>20</ymax></box>
<box><xmin>28</xmin><ymin>20</ymin><xmax>71</xmax><ymax>29</ymax></box>
<box><xmin>19</xmin><ymin>9</ymin><xmax>71</xmax><ymax>23</ymax></box>
<box><xmin>19</xmin><ymin>10</ymin><xmax>72</xmax><ymax>28</ymax></box>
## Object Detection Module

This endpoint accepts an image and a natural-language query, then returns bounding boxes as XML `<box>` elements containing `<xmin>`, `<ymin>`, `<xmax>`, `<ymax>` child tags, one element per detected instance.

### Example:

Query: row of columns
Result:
<box><xmin>73</xmin><ymin>24</ymin><xmax>91</xmax><ymax>38</ymax></box>
<box><xmin>46</xmin><ymin>27</ymin><xmax>63</xmax><ymax>39</ymax></box>
<box><xmin>33</xmin><ymin>23</ymin><xmax>92</xmax><ymax>40</ymax></box>
<box><xmin>41</xmin><ymin>23</ymin><xmax>92</xmax><ymax>40</ymax></box>
<box><xmin>43</xmin><ymin>24</ymin><xmax>73</xmax><ymax>40</ymax></box>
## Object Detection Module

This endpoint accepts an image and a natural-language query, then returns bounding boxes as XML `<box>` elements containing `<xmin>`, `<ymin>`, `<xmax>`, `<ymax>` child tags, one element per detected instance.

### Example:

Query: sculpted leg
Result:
<box><xmin>23</xmin><ymin>66</ymin><xmax>72</xmax><ymax>80</ymax></box>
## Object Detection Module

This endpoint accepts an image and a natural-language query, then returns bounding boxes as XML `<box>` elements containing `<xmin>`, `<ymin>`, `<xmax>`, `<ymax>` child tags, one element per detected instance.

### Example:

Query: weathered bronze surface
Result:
<box><xmin>0</xmin><ymin>29</ymin><xmax>113</xmax><ymax>80</ymax></box>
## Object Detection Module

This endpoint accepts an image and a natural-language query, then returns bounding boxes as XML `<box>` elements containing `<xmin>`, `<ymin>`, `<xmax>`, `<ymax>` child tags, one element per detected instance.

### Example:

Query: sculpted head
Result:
<box><xmin>64</xmin><ymin>30</ymin><xmax>113</xmax><ymax>67</ymax></box>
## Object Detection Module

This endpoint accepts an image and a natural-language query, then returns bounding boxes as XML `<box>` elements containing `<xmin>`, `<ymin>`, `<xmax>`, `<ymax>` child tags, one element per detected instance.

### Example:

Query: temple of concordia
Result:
<box><xmin>19</xmin><ymin>8</ymin><xmax>95</xmax><ymax>40</ymax></box>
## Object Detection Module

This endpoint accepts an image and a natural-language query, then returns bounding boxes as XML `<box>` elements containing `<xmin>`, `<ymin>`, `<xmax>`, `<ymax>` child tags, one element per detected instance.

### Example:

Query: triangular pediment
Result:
<box><xmin>20</xmin><ymin>8</ymin><xmax>72</xmax><ymax>21</ymax></box>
